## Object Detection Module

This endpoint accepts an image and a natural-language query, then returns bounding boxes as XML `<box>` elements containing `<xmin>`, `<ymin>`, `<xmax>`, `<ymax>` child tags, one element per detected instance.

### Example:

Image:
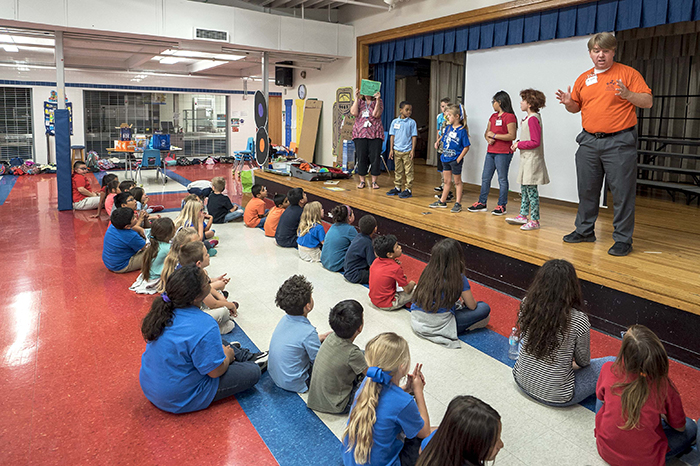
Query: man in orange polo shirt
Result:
<box><xmin>556</xmin><ymin>32</ymin><xmax>652</xmax><ymax>256</ymax></box>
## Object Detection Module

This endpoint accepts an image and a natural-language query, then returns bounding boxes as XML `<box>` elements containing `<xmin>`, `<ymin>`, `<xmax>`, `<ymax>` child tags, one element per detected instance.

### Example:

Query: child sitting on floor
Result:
<box><xmin>343</xmin><ymin>214</ymin><xmax>377</xmax><ymax>285</ymax></box>
<box><xmin>307</xmin><ymin>299</ymin><xmax>367</xmax><ymax>414</ymax></box>
<box><xmin>244</xmin><ymin>184</ymin><xmax>268</xmax><ymax>228</ymax></box>
<box><xmin>369</xmin><ymin>235</ymin><xmax>416</xmax><ymax>311</ymax></box>
<box><xmin>157</xmin><ymin>227</ymin><xmax>200</xmax><ymax>292</ymax></box>
<box><xmin>119</xmin><ymin>180</ymin><xmax>135</xmax><ymax>195</ymax></box>
<box><xmin>342</xmin><ymin>332</ymin><xmax>431</xmax><ymax>466</ymax></box>
<box><xmin>102</xmin><ymin>207</ymin><xmax>147</xmax><ymax>273</ymax></box>
<box><xmin>71</xmin><ymin>161</ymin><xmax>100</xmax><ymax>210</ymax></box>
<box><xmin>264</xmin><ymin>194</ymin><xmax>288</xmax><ymax>238</ymax></box>
<box><xmin>178</xmin><ymin>242</ymin><xmax>238</xmax><ymax>335</ymax></box>
<box><xmin>297</xmin><ymin>201</ymin><xmax>325</xmax><ymax>262</ymax></box>
<box><xmin>175</xmin><ymin>199</ymin><xmax>217</xmax><ymax>252</ymax></box>
<box><xmin>91</xmin><ymin>173</ymin><xmax>118</xmax><ymax>219</ymax></box>
<box><xmin>410</xmin><ymin>238</ymin><xmax>491</xmax><ymax>348</ymax></box>
<box><xmin>130</xmin><ymin>217</ymin><xmax>175</xmax><ymax>294</ymax></box>
<box><xmin>208</xmin><ymin>176</ymin><xmax>243</xmax><ymax>224</ymax></box>
<box><xmin>321</xmin><ymin>205</ymin><xmax>357</xmax><ymax>273</ymax></box>
<box><xmin>104</xmin><ymin>179</ymin><xmax>121</xmax><ymax>217</ymax></box>
<box><xmin>130</xmin><ymin>187</ymin><xmax>164</xmax><ymax>214</ymax></box>
<box><xmin>275</xmin><ymin>188</ymin><xmax>307</xmax><ymax>248</ymax></box>
<box><xmin>595</xmin><ymin>324</ymin><xmax>697</xmax><ymax>466</ymax></box>
<box><xmin>268</xmin><ymin>275</ymin><xmax>330</xmax><ymax>393</ymax></box>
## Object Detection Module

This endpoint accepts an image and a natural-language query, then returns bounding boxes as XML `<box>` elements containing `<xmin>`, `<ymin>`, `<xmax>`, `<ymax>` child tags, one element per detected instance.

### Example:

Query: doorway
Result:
<box><xmin>395</xmin><ymin>58</ymin><xmax>431</xmax><ymax>161</ymax></box>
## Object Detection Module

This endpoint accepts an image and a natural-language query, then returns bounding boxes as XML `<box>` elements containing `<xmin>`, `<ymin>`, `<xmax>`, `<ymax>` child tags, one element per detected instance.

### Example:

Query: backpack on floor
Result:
<box><xmin>0</xmin><ymin>161</ymin><xmax>8</xmax><ymax>175</ymax></box>
<box><xmin>86</xmin><ymin>151</ymin><xmax>99</xmax><ymax>171</ymax></box>
<box><xmin>9</xmin><ymin>157</ymin><xmax>23</xmax><ymax>167</ymax></box>
<box><xmin>97</xmin><ymin>158</ymin><xmax>115</xmax><ymax>170</ymax></box>
<box><xmin>177</xmin><ymin>157</ymin><xmax>191</xmax><ymax>166</ymax></box>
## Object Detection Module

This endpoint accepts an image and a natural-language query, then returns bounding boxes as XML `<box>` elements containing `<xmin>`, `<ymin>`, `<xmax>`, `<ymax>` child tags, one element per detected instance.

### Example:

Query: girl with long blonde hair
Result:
<box><xmin>342</xmin><ymin>332</ymin><xmax>431</xmax><ymax>466</ymax></box>
<box><xmin>296</xmin><ymin>201</ymin><xmax>325</xmax><ymax>263</ymax></box>
<box><xmin>175</xmin><ymin>199</ymin><xmax>216</xmax><ymax>248</ymax></box>
<box><xmin>157</xmin><ymin>227</ymin><xmax>199</xmax><ymax>292</ymax></box>
<box><xmin>595</xmin><ymin>325</ymin><xmax>697</xmax><ymax>466</ymax></box>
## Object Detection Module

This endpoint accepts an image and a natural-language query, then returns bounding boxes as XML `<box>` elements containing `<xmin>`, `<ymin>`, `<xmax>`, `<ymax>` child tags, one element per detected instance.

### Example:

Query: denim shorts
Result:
<box><xmin>441</xmin><ymin>158</ymin><xmax>463</xmax><ymax>175</ymax></box>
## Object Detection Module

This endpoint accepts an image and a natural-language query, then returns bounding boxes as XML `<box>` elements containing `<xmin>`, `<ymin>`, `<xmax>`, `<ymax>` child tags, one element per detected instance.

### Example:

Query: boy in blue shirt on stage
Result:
<box><xmin>268</xmin><ymin>275</ymin><xmax>331</xmax><ymax>393</ymax></box>
<box><xmin>386</xmin><ymin>101</ymin><xmax>418</xmax><ymax>199</ymax></box>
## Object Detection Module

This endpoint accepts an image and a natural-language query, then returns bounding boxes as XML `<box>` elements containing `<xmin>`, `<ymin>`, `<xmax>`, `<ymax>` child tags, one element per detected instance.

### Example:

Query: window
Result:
<box><xmin>0</xmin><ymin>87</ymin><xmax>33</xmax><ymax>162</ymax></box>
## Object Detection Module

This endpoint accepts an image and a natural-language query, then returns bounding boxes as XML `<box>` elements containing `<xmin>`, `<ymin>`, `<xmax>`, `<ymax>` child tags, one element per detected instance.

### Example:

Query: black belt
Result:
<box><xmin>584</xmin><ymin>127</ymin><xmax>635</xmax><ymax>139</ymax></box>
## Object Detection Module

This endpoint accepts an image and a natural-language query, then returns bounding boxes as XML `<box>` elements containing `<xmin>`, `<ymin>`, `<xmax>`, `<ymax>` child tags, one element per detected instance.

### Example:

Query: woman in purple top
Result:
<box><xmin>351</xmin><ymin>89</ymin><xmax>384</xmax><ymax>190</ymax></box>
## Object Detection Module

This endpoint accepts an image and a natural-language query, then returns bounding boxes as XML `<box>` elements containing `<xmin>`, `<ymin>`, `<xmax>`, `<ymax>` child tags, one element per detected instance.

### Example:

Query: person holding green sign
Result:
<box><xmin>351</xmin><ymin>89</ymin><xmax>384</xmax><ymax>190</ymax></box>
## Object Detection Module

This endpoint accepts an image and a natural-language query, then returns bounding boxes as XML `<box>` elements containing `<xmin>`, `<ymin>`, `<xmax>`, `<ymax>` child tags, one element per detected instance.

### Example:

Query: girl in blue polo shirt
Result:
<box><xmin>297</xmin><ymin>201</ymin><xmax>326</xmax><ymax>262</ymax></box>
<box><xmin>429</xmin><ymin>104</ymin><xmax>470</xmax><ymax>213</ymax></box>
<box><xmin>139</xmin><ymin>265</ymin><xmax>263</xmax><ymax>414</ymax></box>
<box><xmin>343</xmin><ymin>332</ymin><xmax>432</xmax><ymax>466</ymax></box>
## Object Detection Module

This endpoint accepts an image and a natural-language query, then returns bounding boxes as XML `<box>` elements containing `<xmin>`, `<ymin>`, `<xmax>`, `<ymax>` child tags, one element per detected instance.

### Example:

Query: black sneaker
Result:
<box><xmin>608</xmin><ymin>242</ymin><xmax>632</xmax><ymax>256</ymax></box>
<box><xmin>386</xmin><ymin>187</ymin><xmax>401</xmax><ymax>196</ymax></box>
<box><xmin>252</xmin><ymin>350</ymin><xmax>269</xmax><ymax>365</ymax></box>
<box><xmin>228</xmin><ymin>341</ymin><xmax>241</xmax><ymax>348</ymax></box>
<box><xmin>429</xmin><ymin>201</ymin><xmax>448</xmax><ymax>208</ymax></box>
<box><xmin>435</xmin><ymin>192</ymin><xmax>455</xmax><ymax>201</ymax></box>
<box><xmin>434</xmin><ymin>186</ymin><xmax>443</xmax><ymax>192</ymax></box>
<box><xmin>451</xmin><ymin>202</ymin><xmax>462</xmax><ymax>213</ymax></box>
<box><xmin>222</xmin><ymin>290</ymin><xmax>229</xmax><ymax>299</ymax></box>
<box><xmin>467</xmin><ymin>202</ymin><xmax>487</xmax><ymax>212</ymax></box>
<box><xmin>492</xmin><ymin>205</ymin><xmax>507</xmax><ymax>216</ymax></box>
<box><xmin>562</xmin><ymin>231</ymin><xmax>597</xmax><ymax>243</ymax></box>
<box><xmin>398</xmin><ymin>189</ymin><xmax>412</xmax><ymax>199</ymax></box>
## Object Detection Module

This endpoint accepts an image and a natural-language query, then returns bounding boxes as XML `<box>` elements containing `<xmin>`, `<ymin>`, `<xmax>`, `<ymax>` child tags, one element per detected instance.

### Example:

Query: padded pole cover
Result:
<box><xmin>55</xmin><ymin>109</ymin><xmax>72</xmax><ymax>211</ymax></box>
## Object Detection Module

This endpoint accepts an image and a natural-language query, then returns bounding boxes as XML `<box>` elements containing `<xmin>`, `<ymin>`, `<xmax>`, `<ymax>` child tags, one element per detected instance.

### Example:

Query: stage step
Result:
<box><xmin>638</xmin><ymin>136</ymin><xmax>700</xmax><ymax>147</ymax></box>
<box><xmin>637</xmin><ymin>179</ymin><xmax>700</xmax><ymax>204</ymax></box>
<box><xmin>637</xmin><ymin>163</ymin><xmax>700</xmax><ymax>177</ymax></box>
<box><xmin>638</xmin><ymin>149</ymin><xmax>700</xmax><ymax>160</ymax></box>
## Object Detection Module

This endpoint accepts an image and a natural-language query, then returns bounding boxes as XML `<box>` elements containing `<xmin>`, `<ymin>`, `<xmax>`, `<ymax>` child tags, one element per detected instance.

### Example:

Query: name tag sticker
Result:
<box><xmin>449</xmin><ymin>131</ymin><xmax>457</xmax><ymax>138</ymax></box>
<box><xmin>585</xmin><ymin>75</ymin><xmax>598</xmax><ymax>86</ymax></box>
<box><xmin>394</xmin><ymin>123</ymin><xmax>401</xmax><ymax>130</ymax></box>
<box><xmin>495</xmin><ymin>119</ymin><xmax>503</xmax><ymax>127</ymax></box>
<box><xmin>361</xmin><ymin>110</ymin><xmax>370</xmax><ymax>118</ymax></box>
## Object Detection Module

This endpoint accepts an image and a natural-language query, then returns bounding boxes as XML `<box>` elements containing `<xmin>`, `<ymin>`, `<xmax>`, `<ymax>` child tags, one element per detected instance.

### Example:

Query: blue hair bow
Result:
<box><xmin>459</xmin><ymin>104</ymin><xmax>465</xmax><ymax>119</ymax></box>
<box><xmin>366</xmin><ymin>367</ymin><xmax>393</xmax><ymax>385</ymax></box>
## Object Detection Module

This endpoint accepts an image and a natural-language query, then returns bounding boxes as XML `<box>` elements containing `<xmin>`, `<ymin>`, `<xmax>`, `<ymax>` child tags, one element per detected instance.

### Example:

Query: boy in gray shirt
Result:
<box><xmin>307</xmin><ymin>300</ymin><xmax>367</xmax><ymax>414</ymax></box>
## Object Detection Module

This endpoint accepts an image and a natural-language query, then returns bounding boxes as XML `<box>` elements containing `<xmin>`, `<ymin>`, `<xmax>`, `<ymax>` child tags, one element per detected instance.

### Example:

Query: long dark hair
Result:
<box><xmin>517</xmin><ymin>259</ymin><xmax>582</xmax><ymax>360</ymax></box>
<box><xmin>493</xmin><ymin>90</ymin><xmax>517</xmax><ymax>128</ymax></box>
<box><xmin>417</xmin><ymin>396</ymin><xmax>501</xmax><ymax>466</ymax></box>
<box><xmin>413</xmin><ymin>238</ymin><xmax>465</xmax><ymax>313</ymax></box>
<box><xmin>611</xmin><ymin>325</ymin><xmax>672</xmax><ymax>430</ymax></box>
<box><xmin>141</xmin><ymin>265</ymin><xmax>209</xmax><ymax>342</ymax></box>
<box><xmin>141</xmin><ymin>217</ymin><xmax>175</xmax><ymax>280</ymax></box>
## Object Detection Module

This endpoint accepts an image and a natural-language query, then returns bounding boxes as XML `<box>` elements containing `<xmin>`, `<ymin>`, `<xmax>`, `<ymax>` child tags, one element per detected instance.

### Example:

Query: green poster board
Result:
<box><xmin>360</xmin><ymin>79</ymin><xmax>381</xmax><ymax>96</ymax></box>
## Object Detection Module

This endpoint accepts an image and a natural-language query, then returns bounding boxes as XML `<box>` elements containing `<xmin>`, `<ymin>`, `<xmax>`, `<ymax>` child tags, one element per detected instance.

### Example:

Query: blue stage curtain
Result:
<box><xmin>373</xmin><ymin>62</ymin><xmax>396</xmax><ymax>132</ymax></box>
<box><xmin>55</xmin><ymin>109</ymin><xmax>72</xmax><ymax>211</ymax></box>
<box><xmin>367</xmin><ymin>0</ymin><xmax>700</xmax><ymax>64</ymax></box>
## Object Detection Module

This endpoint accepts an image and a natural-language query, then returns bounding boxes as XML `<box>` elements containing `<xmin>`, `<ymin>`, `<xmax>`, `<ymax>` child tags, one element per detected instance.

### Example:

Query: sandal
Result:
<box><xmin>372</xmin><ymin>182</ymin><xmax>380</xmax><ymax>189</ymax></box>
<box><xmin>357</xmin><ymin>181</ymin><xmax>366</xmax><ymax>189</ymax></box>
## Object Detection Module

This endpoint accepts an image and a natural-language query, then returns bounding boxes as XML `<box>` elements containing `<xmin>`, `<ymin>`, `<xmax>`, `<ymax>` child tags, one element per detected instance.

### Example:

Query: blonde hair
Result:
<box><xmin>211</xmin><ymin>177</ymin><xmax>226</xmax><ymax>192</ymax></box>
<box><xmin>297</xmin><ymin>201</ymin><xmax>323</xmax><ymax>237</ymax></box>
<box><xmin>175</xmin><ymin>199</ymin><xmax>203</xmax><ymax>230</ymax></box>
<box><xmin>587</xmin><ymin>32</ymin><xmax>617</xmax><ymax>51</ymax></box>
<box><xmin>343</xmin><ymin>333</ymin><xmax>411</xmax><ymax>464</ymax></box>
<box><xmin>157</xmin><ymin>227</ymin><xmax>199</xmax><ymax>292</ymax></box>
<box><xmin>445</xmin><ymin>103</ymin><xmax>470</xmax><ymax>137</ymax></box>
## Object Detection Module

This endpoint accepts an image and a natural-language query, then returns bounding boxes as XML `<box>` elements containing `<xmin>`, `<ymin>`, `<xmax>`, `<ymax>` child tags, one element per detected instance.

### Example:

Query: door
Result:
<box><xmin>268</xmin><ymin>95</ymin><xmax>282</xmax><ymax>145</ymax></box>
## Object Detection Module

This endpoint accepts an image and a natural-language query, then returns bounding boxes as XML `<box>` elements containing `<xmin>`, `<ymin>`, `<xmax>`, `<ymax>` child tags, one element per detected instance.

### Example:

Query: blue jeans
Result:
<box><xmin>210</xmin><ymin>345</ymin><xmax>261</xmax><ymax>403</ymax></box>
<box><xmin>595</xmin><ymin>400</ymin><xmax>698</xmax><ymax>459</ymax></box>
<box><xmin>454</xmin><ymin>301</ymin><xmax>491</xmax><ymax>333</ymax></box>
<box><xmin>538</xmin><ymin>356</ymin><xmax>616</xmax><ymax>407</ymax></box>
<box><xmin>478</xmin><ymin>152</ymin><xmax>513</xmax><ymax>206</ymax></box>
<box><xmin>224</xmin><ymin>206</ymin><xmax>244</xmax><ymax>222</ymax></box>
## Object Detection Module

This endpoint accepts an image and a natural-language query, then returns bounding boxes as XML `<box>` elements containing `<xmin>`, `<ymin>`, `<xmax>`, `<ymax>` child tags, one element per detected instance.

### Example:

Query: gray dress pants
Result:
<box><xmin>574</xmin><ymin>128</ymin><xmax>637</xmax><ymax>244</ymax></box>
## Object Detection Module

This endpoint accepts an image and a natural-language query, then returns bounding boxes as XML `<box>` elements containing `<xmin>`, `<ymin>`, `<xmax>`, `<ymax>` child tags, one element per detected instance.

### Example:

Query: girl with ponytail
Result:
<box><xmin>595</xmin><ymin>325</ymin><xmax>697</xmax><ymax>466</ymax></box>
<box><xmin>343</xmin><ymin>332</ymin><xmax>432</xmax><ymax>466</ymax></box>
<box><xmin>417</xmin><ymin>395</ymin><xmax>503</xmax><ymax>466</ymax></box>
<box><xmin>129</xmin><ymin>218</ymin><xmax>176</xmax><ymax>294</ymax></box>
<box><xmin>321</xmin><ymin>204</ymin><xmax>357</xmax><ymax>272</ymax></box>
<box><xmin>156</xmin><ymin>227</ymin><xmax>199</xmax><ymax>293</ymax></box>
<box><xmin>139</xmin><ymin>265</ymin><xmax>264</xmax><ymax>414</ymax></box>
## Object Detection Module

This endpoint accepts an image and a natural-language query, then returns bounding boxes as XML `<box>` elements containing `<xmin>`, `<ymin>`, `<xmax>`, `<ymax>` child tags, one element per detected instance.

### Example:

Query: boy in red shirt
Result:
<box><xmin>71</xmin><ymin>161</ymin><xmax>100</xmax><ymax>210</ymax></box>
<box><xmin>368</xmin><ymin>235</ymin><xmax>416</xmax><ymax>311</ymax></box>
<box><xmin>243</xmin><ymin>184</ymin><xmax>268</xmax><ymax>228</ymax></box>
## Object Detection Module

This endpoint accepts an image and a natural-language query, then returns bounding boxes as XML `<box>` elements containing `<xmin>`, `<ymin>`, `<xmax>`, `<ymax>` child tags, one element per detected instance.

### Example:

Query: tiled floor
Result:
<box><xmin>0</xmin><ymin>166</ymin><xmax>698</xmax><ymax>466</ymax></box>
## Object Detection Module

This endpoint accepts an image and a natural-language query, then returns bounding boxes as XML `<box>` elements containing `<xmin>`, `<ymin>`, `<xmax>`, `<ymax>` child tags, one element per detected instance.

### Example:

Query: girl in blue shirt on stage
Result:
<box><xmin>343</xmin><ymin>332</ymin><xmax>432</xmax><ymax>466</ymax></box>
<box><xmin>321</xmin><ymin>204</ymin><xmax>357</xmax><ymax>272</ymax></box>
<box><xmin>430</xmin><ymin>103</ymin><xmax>470</xmax><ymax>213</ymax></box>
<box><xmin>139</xmin><ymin>265</ymin><xmax>263</xmax><ymax>414</ymax></box>
<box><xmin>297</xmin><ymin>201</ymin><xmax>326</xmax><ymax>263</ymax></box>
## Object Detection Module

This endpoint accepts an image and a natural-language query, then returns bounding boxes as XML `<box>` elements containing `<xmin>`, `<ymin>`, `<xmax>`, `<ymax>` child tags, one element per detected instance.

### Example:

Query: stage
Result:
<box><xmin>256</xmin><ymin>162</ymin><xmax>700</xmax><ymax>368</ymax></box>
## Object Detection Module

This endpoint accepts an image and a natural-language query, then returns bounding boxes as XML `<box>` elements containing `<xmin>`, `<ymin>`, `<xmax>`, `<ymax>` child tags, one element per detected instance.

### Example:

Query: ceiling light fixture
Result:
<box><xmin>159</xmin><ymin>56</ymin><xmax>180</xmax><ymax>65</ymax></box>
<box><xmin>3</xmin><ymin>44</ymin><xmax>19</xmax><ymax>53</ymax></box>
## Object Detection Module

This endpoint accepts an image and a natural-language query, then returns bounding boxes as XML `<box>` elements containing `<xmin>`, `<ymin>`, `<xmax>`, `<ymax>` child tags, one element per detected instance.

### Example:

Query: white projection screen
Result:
<box><xmin>462</xmin><ymin>36</ymin><xmax>597</xmax><ymax>204</ymax></box>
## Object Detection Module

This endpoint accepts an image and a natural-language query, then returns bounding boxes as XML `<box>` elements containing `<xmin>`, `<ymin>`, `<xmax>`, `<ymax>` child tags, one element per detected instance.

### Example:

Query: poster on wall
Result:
<box><xmin>231</xmin><ymin>118</ymin><xmax>240</xmax><ymax>133</ymax></box>
<box><xmin>332</xmin><ymin>87</ymin><xmax>354</xmax><ymax>162</ymax></box>
<box><xmin>44</xmin><ymin>91</ymin><xmax>73</xmax><ymax>136</ymax></box>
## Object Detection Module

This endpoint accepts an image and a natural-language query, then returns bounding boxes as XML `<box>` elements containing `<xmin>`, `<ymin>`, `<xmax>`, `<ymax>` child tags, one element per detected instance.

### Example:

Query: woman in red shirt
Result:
<box><xmin>350</xmin><ymin>89</ymin><xmax>384</xmax><ymax>190</ymax></box>
<box><xmin>595</xmin><ymin>325</ymin><xmax>697</xmax><ymax>466</ymax></box>
<box><xmin>468</xmin><ymin>91</ymin><xmax>517</xmax><ymax>215</ymax></box>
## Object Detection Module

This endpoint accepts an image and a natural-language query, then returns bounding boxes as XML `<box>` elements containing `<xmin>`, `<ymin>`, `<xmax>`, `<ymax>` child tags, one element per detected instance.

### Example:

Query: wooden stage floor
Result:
<box><xmin>256</xmin><ymin>163</ymin><xmax>700</xmax><ymax>317</ymax></box>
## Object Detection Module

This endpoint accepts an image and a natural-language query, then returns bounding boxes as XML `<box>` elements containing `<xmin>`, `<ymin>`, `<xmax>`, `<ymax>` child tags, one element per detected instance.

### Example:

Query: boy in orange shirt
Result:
<box><xmin>243</xmin><ymin>184</ymin><xmax>268</xmax><ymax>228</ymax></box>
<box><xmin>264</xmin><ymin>193</ymin><xmax>289</xmax><ymax>237</ymax></box>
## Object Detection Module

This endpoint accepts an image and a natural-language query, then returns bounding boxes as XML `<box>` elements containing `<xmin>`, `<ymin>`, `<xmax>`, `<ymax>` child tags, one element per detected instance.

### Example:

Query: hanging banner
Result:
<box><xmin>44</xmin><ymin>101</ymin><xmax>73</xmax><ymax>136</ymax></box>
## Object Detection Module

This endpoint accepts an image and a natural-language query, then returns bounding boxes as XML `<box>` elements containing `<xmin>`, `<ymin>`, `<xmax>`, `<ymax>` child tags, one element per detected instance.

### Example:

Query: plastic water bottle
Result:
<box><xmin>508</xmin><ymin>327</ymin><xmax>520</xmax><ymax>360</ymax></box>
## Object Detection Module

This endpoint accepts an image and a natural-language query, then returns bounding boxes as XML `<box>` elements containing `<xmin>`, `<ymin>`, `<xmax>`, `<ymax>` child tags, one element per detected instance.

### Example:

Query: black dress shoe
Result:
<box><xmin>608</xmin><ymin>242</ymin><xmax>632</xmax><ymax>256</ymax></box>
<box><xmin>562</xmin><ymin>231</ymin><xmax>597</xmax><ymax>243</ymax></box>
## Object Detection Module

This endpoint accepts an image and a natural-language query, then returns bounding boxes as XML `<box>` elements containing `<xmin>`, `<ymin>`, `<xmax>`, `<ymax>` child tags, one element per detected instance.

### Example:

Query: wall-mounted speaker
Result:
<box><xmin>275</xmin><ymin>61</ymin><xmax>294</xmax><ymax>87</ymax></box>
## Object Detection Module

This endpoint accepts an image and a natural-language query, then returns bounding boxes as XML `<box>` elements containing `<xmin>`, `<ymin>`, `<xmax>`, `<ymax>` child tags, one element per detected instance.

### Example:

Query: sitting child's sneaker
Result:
<box><xmin>506</xmin><ymin>215</ymin><xmax>528</xmax><ymax>225</ymax></box>
<box><xmin>520</xmin><ymin>220</ymin><xmax>540</xmax><ymax>231</ymax></box>
<box><xmin>208</xmin><ymin>239</ymin><xmax>219</xmax><ymax>247</ymax></box>
<box><xmin>149</xmin><ymin>205</ymin><xmax>164</xmax><ymax>213</ymax></box>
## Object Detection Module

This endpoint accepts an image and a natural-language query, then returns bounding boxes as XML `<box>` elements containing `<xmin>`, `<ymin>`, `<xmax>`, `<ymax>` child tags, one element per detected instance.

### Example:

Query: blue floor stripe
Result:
<box><xmin>223</xmin><ymin>325</ymin><xmax>343</xmax><ymax>466</ymax></box>
<box><xmin>163</xmin><ymin>169</ymin><xmax>193</xmax><ymax>188</ymax></box>
<box><xmin>0</xmin><ymin>175</ymin><xmax>18</xmax><ymax>205</ymax></box>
